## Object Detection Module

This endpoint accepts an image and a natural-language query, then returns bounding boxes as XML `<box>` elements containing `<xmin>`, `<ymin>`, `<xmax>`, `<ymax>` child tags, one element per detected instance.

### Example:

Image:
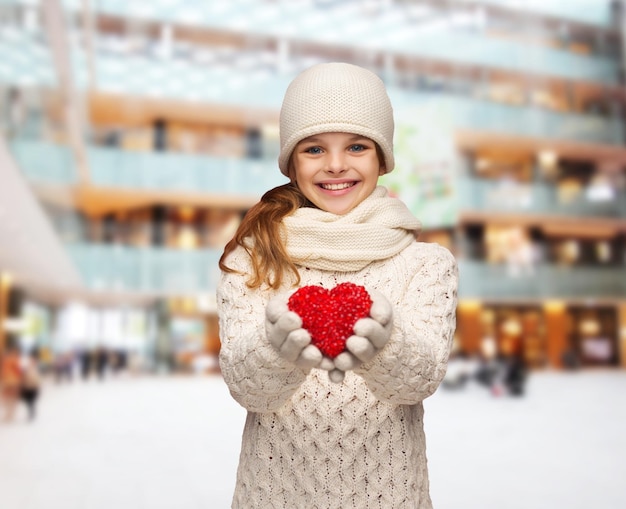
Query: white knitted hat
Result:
<box><xmin>278</xmin><ymin>62</ymin><xmax>395</xmax><ymax>176</ymax></box>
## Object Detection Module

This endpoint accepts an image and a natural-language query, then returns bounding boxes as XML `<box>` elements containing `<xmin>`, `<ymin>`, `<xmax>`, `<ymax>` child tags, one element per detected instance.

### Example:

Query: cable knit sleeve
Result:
<box><xmin>356</xmin><ymin>244</ymin><xmax>458</xmax><ymax>405</ymax></box>
<box><xmin>217</xmin><ymin>248</ymin><xmax>308</xmax><ymax>413</ymax></box>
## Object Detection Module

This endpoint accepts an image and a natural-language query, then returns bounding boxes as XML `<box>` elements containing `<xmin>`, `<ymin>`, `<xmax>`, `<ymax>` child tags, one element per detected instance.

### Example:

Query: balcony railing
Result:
<box><xmin>451</xmin><ymin>0</ymin><xmax>615</xmax><ymax>27</ymax></box>
<box><xmin>458</xmin><ymin>260</ymin><xmax>626</xmax><ymax>299</ymax></box>
<box><xmin>13</xmin><ymin>139</ymin><xmax>626</xmax><ymax>220</ymax></box>
<box><xmin>67</xmin><ymin>244</ymin><xmax>223</xmax><ymax>295</ymax></box>
<box><xmin>9</xmin><ymin>139</ymin><xmax>77</xmax><ymax>183</ymax></box>
<box><xmin>457</xmin><ymin>176</ymin><xmax>626</xmax><ymax>218</ymax></box>
<box><xmin>87</xmin><ymin>147</ymin><xmax>287</xmax><ymax>195</ymax></box>
<box><xmin>1</xmin><ymin>3</ymin><xmax>619</xmax><ymax>100</ymax></box>
<box><xmin>55</xmin><ymin>0</ymin><xmax>618</xmax><ymax>29</ymax></box>
<box><xmin>63</xmin><ymin>0</ymin><xmax>619</xmax><ymax>84</ymax></box>
<box><xmin>436</xmin><ymin>94</ymin><xmax>624</xmax><ymax>145</ymax></box>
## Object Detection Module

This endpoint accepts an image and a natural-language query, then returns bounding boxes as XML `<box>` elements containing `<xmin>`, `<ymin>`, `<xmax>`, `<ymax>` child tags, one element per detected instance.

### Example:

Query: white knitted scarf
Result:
<box><xmin>283</xmin><ymin>186</ymin><xmax>421</xmax><ymax>272</ymax></box>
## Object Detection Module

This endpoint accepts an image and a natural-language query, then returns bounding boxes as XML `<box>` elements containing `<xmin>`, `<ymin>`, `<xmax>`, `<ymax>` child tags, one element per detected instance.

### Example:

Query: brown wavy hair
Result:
<box><xmin>219</xmin><ymin>182</ymin><xmax>311</xmax><ymax>289</ymax></box>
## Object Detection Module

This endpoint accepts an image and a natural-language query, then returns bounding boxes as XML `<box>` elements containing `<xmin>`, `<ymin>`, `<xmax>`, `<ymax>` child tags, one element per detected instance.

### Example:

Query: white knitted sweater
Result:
<box><xmin>218</xmin><ymin>190</ymin><xmax>458</xmax><ymax>509</ymax></box>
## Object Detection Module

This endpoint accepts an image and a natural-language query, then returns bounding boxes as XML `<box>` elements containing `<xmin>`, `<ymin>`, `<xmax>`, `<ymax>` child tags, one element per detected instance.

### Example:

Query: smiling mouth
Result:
<box><xmin>319</xmin><ymin>182</ymin><xmax>356</xmax><ymax>191</ymax></box>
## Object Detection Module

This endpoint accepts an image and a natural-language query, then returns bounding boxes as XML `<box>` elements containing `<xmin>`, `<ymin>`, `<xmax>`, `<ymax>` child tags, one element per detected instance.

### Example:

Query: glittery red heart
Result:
<box><xmin>287</xmin><ymin>282</ymin><xmax>372</xmax><ymax>359</ymax></box>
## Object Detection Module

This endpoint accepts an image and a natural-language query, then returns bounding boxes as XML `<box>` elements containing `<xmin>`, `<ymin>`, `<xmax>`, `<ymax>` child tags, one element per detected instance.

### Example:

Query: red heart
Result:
<box><xmin>288</xmin><ymin>282</ymin><xmax>372</xmax><ymax>359</ymax></box>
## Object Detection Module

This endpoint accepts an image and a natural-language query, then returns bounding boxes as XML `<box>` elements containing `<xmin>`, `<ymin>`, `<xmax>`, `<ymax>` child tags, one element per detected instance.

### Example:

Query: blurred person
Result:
<box><xmin>561</xmin><ymin>345</ymin><xmax>581</xmax><ymax>370</ymax></box>
<box><xmin>475</xmin><ymin>335</ymin><xmax>500</xmax><ymax>389</ymax></box>
<box><xmin>94</xmin><ymin>346</ymin><xmax>109</xmax><ymax>380</ymax></box>
<box><xmin>501</xmin><ymin>336</ymin><xmax>528</xmax><ymax>397</ymax></box>
<box><xmin>476</xmin><ymin>335</ymin><xmax>528</xmax><ymax>398</ymax></box>
<box><xmin>1</xmin><ymin>343</ymin><xmax>22</xmax><ymax>422</ymax></box>
<box><xmin>53</xmin><ymin>350</ymin><xmax>74</xmax><ymax>383</ymax></box>
<box><xmin>218</xmin><ymin>63</ymin><xmax>458</xmax><ymax>508</ymax></box>
<box><xmin>503</xmin><ymin>353</ymin><xmax>527</xmax><ymax>397</ymax></box>
<box><xmin>19</xmin><ymin>350</ymin><xmax>42</xmax><ymax>421</ymax></box>
<box><xmin>78</xmin><ymin>346</ymin><xmax>93</xmax><ymax>380</ymax></box>
<box><xmin>113</xmin><ymin>349</ymin><xmax>128</xmax><ymax>374</ymax></box>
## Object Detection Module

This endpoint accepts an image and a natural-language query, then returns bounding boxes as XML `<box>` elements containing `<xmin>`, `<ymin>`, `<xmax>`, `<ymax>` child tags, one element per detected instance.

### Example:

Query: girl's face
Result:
<box><xmin>289</xmin><ymin>132</ymin><xmax>385</xmax><ymax>215</ymax></box>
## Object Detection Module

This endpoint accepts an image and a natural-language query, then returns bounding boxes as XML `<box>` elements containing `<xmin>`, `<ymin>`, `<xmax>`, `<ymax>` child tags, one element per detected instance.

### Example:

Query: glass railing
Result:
<box><xmin>7</xmin><ymin>89</ymin><xmax>624</xmax><ymax>172</ymax></box>
<box><xmin>458</xmin><ymin>260</ymin><xmax>626</xmax><ymax>299</ymax></box>
<box><xmin>58</xmin><ymin>0</ymin><xmax>619</xmax><ymax>85</ymax></box>
<box><xmin>1</xmin><ymin>27</ymin><xmax>622</xmax><ymax>135</ymax></box>
<box><xmin>92</xmin><ymin>57</ymin><xmax>626</xmax><ymax>144</ymax></box>
<box><xmin>451</xmin><ymin>0</ymin><xmax>615</xmax><ymax>27</ymax></box>
<box><xmin>399</xmin><ymin>92</ymin><xmax>624</xmax><ymax>145</ymax></box>
<box><xmin>456</xmin><ymin>176</ymin><xmax>626</xmax><ymax>218</ymax></box>
<box><xmin>380</xmin><ymin>33</ymin><xmax>617</xmax><ymax>84</ymax></box>
<box><xmin>93</xmin><ymin>32</ymin><xmax>616</xmax><ymax>89</ymax></box>
<box><xmin>9</xmin><ymin>138</ymin><xmax>77</xmax><ymax>183</ymax></box>
<box><xmin>12</xmin><ymin>140</ymin><xmax>626</xmax><ymax>219</ymax></box>
<box><xmin>9</xmin><ymin>138</ymin><xmax>289</xmax><ymax>192</ymax></box>
<box><xmin>58</xmin><ymin>0</ymin><xmax>616</xmax><ymax>29</ymax></box>
<box><xmin>0</xmin><ymin>2</ymin><xmax>620</xmax><ymax>100</ymax></box>
<box><xmin>67</xmin><ymin>244</ymin><xmax>223</xmax><ymax>294</ymax></box>
<box><xmin>86</xmin><ymin>146</ymin><xmax>287</xmax><ymax>195</ymax></box>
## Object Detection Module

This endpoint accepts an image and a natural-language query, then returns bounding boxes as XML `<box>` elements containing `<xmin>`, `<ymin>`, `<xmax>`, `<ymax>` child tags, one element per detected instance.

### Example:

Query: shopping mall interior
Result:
<box><xmin>1</xmin><ymin>0</ymin><xmax>626</xmax><ymax>377</ymax></box>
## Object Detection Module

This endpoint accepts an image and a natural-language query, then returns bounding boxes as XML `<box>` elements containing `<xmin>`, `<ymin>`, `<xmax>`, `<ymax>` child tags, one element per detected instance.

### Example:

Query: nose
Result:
<box><xmin>325</xmin><ymin>151</ymin><xmax>347</xmax><ymax>174</ymax></box>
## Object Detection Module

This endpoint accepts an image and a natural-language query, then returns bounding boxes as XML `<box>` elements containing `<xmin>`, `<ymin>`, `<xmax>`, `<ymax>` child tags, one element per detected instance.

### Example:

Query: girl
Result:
<box><xmin>218</xmin><ymin>62</ymin><xmax>458</xmax><ymax>508</ymax></box>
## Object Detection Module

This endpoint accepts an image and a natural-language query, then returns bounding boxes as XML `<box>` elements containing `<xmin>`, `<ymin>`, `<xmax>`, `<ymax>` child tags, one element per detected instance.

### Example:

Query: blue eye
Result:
<box><xmin>349</xmin><ymin>144</ymin><xmax>366</xmax><ymax>152</ymax></box>
<box><xmin>305</xmin><ymin>146</ymin><xmax>323</xmax><ymax>154</ymax></box>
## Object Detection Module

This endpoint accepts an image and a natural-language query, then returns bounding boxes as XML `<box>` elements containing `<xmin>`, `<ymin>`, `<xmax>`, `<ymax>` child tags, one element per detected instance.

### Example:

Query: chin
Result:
<box><xmin>324</xmin><ymin>201</ymin><xmax>359</xmax><ymax>215</ymax></box>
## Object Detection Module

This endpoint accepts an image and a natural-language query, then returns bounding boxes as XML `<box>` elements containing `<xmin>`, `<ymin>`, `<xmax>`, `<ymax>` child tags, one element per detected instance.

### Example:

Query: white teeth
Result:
<box><xmin>321</xmin><ymin>182</ymin><xmax>354</xmax><ymax>190</ymax></box>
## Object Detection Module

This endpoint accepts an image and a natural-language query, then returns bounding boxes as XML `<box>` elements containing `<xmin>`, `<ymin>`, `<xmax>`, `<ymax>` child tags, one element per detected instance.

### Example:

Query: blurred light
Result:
<box><xmin>458</xmin><ymin>300</ymin><xmax>482</xmax><ymax>311</ymax></box>
<box><xmin>177</xmin><ymin>225</ymin><xmax>199</xmax><ymax>249</ymax></box>
<box><xmin>480</xmin><ymin>336</ymin><xmax>497</xmax><ymax>359</ymax></box>
<box><xmin>579</xmin><ymin>318</ymin><xmax>601</xmax><ymax>336</ymax></box>
<box><xmin>178</xmin><ymin>206</ymin><xmax>196</xmax><ymax>222</ymax></box>
<box><xmin>538</xmin><ymin>149</ymin><xmax>558</xmax><ymax>177</ymax></box>
<box><xmin>1</xmin><ymin>271</ymin><xmax>13</xmax><ymax>288</ymax></box>
<box><xmin>476</xmin><ymin>157</ymin><xmax>490</xmax><ymax>171</ymax></box>
<box><xmin>196</xmin><ymin>294</ymin><xmax>216</xmax><ymax>313</ymax></box>
<box><xmin>544</xmin><ymin>300</ymin><xmax>565</xmax><ymax>312</ymax></box>
<box><xmin>596</xmin><ymin>241</ymin><xmax>612</xmax><ymax>263</ymax></box>
<box><xmin>560</xmin><ymin>240</ymin><xmax>580</xmax><ymax>264</ymax></box>
<box><xmin>586</xmin><ymin>179</ymin><xmax>615</xmax><ymax>202</ymax></box>
<box><xmin>2</xmin><ymin>317</ymin><xmax>27</xmax><ymax>333</ymax></box>
<box><xmin>502</xmin><ymin>317</ymin><xmax>522</xmax><ymax>336</ymax></box>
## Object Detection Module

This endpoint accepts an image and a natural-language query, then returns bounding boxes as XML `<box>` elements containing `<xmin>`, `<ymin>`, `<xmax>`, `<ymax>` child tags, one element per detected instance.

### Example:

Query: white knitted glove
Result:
<box><xmin>265</xmin><ymin>293</ymin><xmax>323</xmax><ymax>369</ymax></box>
<box><xmin>331</xmin><ymin>289</ymin><xmax>393</xmax><ymax>381</ymax></box>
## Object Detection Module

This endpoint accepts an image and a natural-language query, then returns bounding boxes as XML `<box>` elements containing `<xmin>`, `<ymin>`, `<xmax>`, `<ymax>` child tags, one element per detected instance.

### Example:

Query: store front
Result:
<box><xmin>456</xmin><ymin>301</ymin><xmax>622</xmax><ymax>369</ymax></box>
<box><xmin>568</xmin><ymin>306</ymin><xmax>620</xmax><ymax>367</ymax></box>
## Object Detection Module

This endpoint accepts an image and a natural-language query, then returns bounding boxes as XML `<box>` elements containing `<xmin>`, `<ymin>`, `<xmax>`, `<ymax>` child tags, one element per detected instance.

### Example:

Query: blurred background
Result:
<box><xmin>1</xmin><ymin>0</ymin><xmax>625</xmax><ymax>379</ymax></box>
<box><xmin>0</xmin><ymin>0</ymin><xmax>625</xmax><ymax>507</ymax></box>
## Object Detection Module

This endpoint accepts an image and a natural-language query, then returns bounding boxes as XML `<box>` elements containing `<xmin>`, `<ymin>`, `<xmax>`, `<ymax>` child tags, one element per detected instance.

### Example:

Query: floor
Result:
<box><xmin>1</xmin><ymin>369</ymin><xmax>625</xmax><ymax>509</ymax></box>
